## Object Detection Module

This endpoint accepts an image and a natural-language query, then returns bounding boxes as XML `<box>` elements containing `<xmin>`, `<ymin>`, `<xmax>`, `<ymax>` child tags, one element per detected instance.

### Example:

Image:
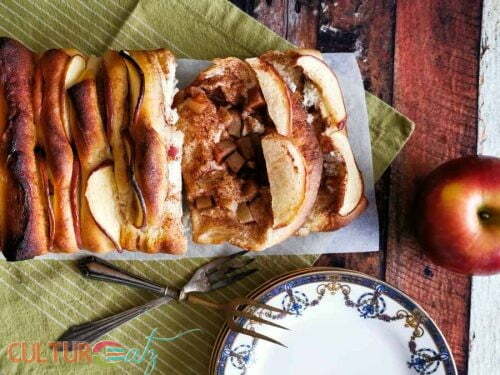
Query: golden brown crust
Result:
<box><xmin>0</xmin><ymin>37</ymin><xmax>49</xmax><ymax>261</ymax></box>
<box><xmin>68</xmin><ymin>76</ymin><xmax>117</xmax><ymax>253</ymax></box>
<box><xmin>115</xmin><ymin>49</ymin><xmax>186</xmax><ymax>254</ymax></box>
<box><xmin>37</xmin><ymin>49</ymin><xmax>79</xmax><ymax>252</ymax></box>
<box><xmin>0</xmin><ymin>40</ymin><xmax>186</xmax><ymax>258</ymax></box>
<box><xmin>102</xmin><ymin>51</ymin><xmax>136</xmax><ymax>223</ymax></box>
<box><xmin>128</xmin><ymin>51</ymin><xmax>170</xmax><ymax>227</ymax></box>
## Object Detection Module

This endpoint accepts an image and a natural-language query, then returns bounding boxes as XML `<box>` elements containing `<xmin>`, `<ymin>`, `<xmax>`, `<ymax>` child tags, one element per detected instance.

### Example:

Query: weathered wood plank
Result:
<box><xmin>469</xmin><ymin>1</ymin><xmax>500</xmax><ymax>374</ymax></box>
<box><xmin>252</xmin><ymin>0</ymin><xmax>288</xmax><ymax>37</ymax></box>
<box><xmin>388</xmin><ymin>0</ymin><xmax>481</xmax><ymax>373</ymax></box>
<box><xmin>286</xmin><ymin>1</ymin><xmax>318</xmax><ymax>47</ymax></box>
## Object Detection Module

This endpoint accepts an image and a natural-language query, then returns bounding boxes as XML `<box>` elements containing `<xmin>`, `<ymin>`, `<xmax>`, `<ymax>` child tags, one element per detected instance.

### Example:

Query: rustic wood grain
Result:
<box><xmin>469</xmin><ymin>1</ymin><xmax>500</xmax><ymax>374</ymax></box>
<box><xmin>316</xmin><ymin>0</ymin><xmax>396</xmax><ymax>102</ymax></box>
<box><xmin>252</xmin><ymin>0</ymin><xmax>288</xmax><ymax>37</ymax></box>
<box><xmin>251</xmin><ymin>0</ymin><xmax>318</xmax><ymax>47</ymax></box>
<box><xmin>388</xmin><ymin>0</ymin><xmax>481</xmax><ymax>373</ymax></box>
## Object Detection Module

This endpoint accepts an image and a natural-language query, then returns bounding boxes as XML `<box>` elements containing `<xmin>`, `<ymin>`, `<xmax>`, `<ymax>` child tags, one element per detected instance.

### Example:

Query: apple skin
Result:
<box><xmin>416</xmin><ymin>156</ymin><xmax>500</xmax><ymax>275</ymax></box>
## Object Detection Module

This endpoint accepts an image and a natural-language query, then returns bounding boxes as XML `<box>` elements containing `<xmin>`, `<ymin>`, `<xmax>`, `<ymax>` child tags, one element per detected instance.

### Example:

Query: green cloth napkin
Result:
<box><xmin>0</xmin><ymin>1</ymin><xmax>413</xmax><ymax>374</ymax></box>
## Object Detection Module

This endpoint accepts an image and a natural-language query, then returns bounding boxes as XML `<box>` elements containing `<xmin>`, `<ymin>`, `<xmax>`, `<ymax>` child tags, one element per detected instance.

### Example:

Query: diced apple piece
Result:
<box><xmin>248</xmin><ymin>195</ymin><xmax>269</xmax><ymax>225</ymax></box>
<box><xmin>244</xmin><ymin>86</ymin><xmax>265</xmax><ymax>113</ymax></box>
<box><xmin>219</xmin><ymin>107</ymin><xmax>242</xmax><ymax>137</ymax></box>
<box><xmin>236</xmin><ymin>136</ymin><xmax>255</xmax><ymax>159</ymax></box>
<box><xmin>227</xmin><ymin>120</ymin><xmax>242</xmax><ymax>138</ymax></box>
<box><xmin>325</xmin><ymin>129</ymin><xmax>363</xmax><ymax>215</ymax></box>
<box><xmin>262</xmin><ymin>135</ymin><xmax>306</xmax><ymax>228</ymax></box>
<box><xmin>195</xmin><ymin>196</ymin><xmax>213</xmax><ymax>210</ymax></box>
<box><xmin>226</xmin><ymin>151</ymin><xmax>246</xmax><ymax>173</ymax></box>
<box><xmin>246</xmin><ymin>58</ymin><xmax>292</xmax><ymax>137</ymax></box>
<box><xmin>85</xmin><ymin>164</ymin><xmax>122</xmax><ymax>249</ymax></box>
<box><xmin>295</xmin><ymin>55</ymin><xmax>347</xmax><ymax>127</ymax></box>
<box><xmin>236</xmin><ymin>203</ymin><xmax>255</xmax><ymax>224</ymax></box>
<box><xmin>214</xmin><ymin>140</ymin><xmax>237</xmax><ymax>163</ymax></box>
<box><xmin>242</xmin><ymin>180</ymin><xmax>259</xmax><ymax>201</ymax></box>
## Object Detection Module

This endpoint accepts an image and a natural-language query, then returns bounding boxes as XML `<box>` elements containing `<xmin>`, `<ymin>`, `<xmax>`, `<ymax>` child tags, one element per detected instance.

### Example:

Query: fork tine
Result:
<box><xmin>205</xmin><ymin>251</ymin><xmax>249</xmax><ymax>274</ymax></box>
<box><xmin>230</xmin><ymin>298</ymin><xmax>290</xmax><ymax>315</ymax></box>
<box><xmin>231</xmin><ymin>310</ymin><xmax>289</xmax><ymax>330</ymax></box>
<box><xmin>210</xmin><ymin>268</ymin><xmax>258</xmax><ymax>290</ymax></box>
<box><xmin>227</xmin><ymin>320</ymin><xmax>287</xmax><ymax>348</ymax></box>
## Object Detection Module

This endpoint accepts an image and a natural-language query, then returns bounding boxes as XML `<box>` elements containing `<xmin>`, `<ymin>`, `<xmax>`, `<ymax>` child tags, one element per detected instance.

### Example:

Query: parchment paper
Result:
<box><xmin>34</xmin><ymin>53</ymin><xmax>379</xmax><ymax>260</ymax></box>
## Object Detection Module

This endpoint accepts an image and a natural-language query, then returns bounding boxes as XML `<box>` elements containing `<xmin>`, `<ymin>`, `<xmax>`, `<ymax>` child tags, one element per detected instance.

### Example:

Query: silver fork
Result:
<box><xmin>56</xmin><ymin>252</ymin><xmax>288</xmax><ymax>349</ymax></box>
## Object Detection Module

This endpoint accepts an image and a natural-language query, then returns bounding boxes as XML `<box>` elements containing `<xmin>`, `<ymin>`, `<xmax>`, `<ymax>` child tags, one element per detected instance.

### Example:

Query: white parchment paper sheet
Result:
<box><xmin>32</xmin><ymin>53</ymin><xmax>379</xmax><ymax>260</ymax></box>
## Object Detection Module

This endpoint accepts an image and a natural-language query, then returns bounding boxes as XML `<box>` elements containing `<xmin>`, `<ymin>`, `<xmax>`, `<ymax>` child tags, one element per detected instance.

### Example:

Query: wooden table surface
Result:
<box><xmin>230</xmin><ymin>1</ymin><xmax>499</xmax><ymax>374</ymax></box>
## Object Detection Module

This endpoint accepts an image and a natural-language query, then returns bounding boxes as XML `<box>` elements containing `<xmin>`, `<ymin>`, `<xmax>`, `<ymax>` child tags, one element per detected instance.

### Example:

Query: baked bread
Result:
<box><xmin>0</xmin><ymin>38</ymin><xmax>50</xmax><ymax>260</ymax></box>
<box><xmin>0</xmin><ymin>37</ymin><xmax>365</xmax><ymax>259</ymax></box>
<box><xmin>258</xmin><ymin>50</ymin><xmax>367</xmax><ymax>234</ymax></box>
<box><xmin>0</xmin><ymin>38</ymin><xmax>186</xmax><ymax>260</ymax></box>
<box><xmin>68</xmin><ymin>55</ymin><xmax>120</xmax><ymax>252</ymax></box>
<box><xmin>37</xmin><ymin>49</ymin><xmax>86</xmax><ymax>252</ymax></box>
<box><xmin>102</xmin><ymin>50</ymin><xmax>186</xmax><ymax>254</ymax></box>
<box><xmin>176</xmin><ymin>57</ymin><xmax>322</xmax><ymax>250</ymax></box>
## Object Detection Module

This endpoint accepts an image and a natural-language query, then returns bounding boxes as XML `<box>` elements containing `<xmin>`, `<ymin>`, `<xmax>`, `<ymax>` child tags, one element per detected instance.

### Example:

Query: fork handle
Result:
<box><xmin>56</xmin><ymin>296</ymin><xmax>174</xmax><ymax>350</ymax></box>
<box><xmin>186</xmin><ymin>294</ymin><xmax>221</xmax><ymax>310</ymax></box>
<box><xmin>79</xmin><ymin>256</ymin><xmax>178</xmax><ymax>298</ymax></box>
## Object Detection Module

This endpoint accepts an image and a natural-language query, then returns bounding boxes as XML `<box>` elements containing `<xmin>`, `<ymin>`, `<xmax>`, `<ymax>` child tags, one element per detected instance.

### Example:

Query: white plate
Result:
<box><xmin>212</xmin><ymin>269</ymin><xmax>457</xmax><ymax>375</ymax></box>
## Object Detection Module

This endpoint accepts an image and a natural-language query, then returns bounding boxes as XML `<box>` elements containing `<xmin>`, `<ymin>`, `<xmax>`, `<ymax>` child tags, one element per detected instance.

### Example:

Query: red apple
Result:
<box><xmin>416</xmin><ymin>156</ymin><xmax>500</xmax><ymax>275</ymax></box>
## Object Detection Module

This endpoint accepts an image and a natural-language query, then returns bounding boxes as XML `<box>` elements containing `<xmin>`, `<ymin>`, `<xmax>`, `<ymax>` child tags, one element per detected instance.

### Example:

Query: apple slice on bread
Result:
<box><xmin>295</xmin><ymin>54</ymin><xmax>347</xmax><ymax>128</ymax></box>
<box><xmin>85</xmin><ymin>162</ymin><xmax>122</xmax><ymax>249</ymax></box>
<box><xmin>262</xmin><ymin>134</ymin><xmax>306</xmax><ymax>228</ymax></box>
<box><xmin>245</xmin><ymin>58</ymin><xmax>292</xmax><ymax>137</ymax></box>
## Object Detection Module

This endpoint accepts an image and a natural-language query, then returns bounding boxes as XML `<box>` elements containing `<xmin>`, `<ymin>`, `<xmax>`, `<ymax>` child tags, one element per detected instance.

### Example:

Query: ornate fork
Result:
<box><xmin>56</xmin><ymin>252</ymin><xmax>288</xmax><ymax>349</ymax></box>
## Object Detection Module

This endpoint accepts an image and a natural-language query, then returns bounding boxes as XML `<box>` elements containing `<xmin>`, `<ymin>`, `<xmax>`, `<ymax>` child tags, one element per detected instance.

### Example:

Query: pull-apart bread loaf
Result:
<box><xmin>176</xmin><ymin>50</ymin><xmax>366</xmax><ymax>251</ymax></box>
<box><xmin>0</xmin><ymin>38</ymin><xmax>185</xmax><ymax>260</ymax></box>
<box><xmin>176</xmin><ymin>57</ymin><xmax>323</xmax><ymax>250</ymax></box>
<box><xmin>0</xmin><ymin>36</ymin><xmax>365</xmax><ymax>259</ymax></box>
